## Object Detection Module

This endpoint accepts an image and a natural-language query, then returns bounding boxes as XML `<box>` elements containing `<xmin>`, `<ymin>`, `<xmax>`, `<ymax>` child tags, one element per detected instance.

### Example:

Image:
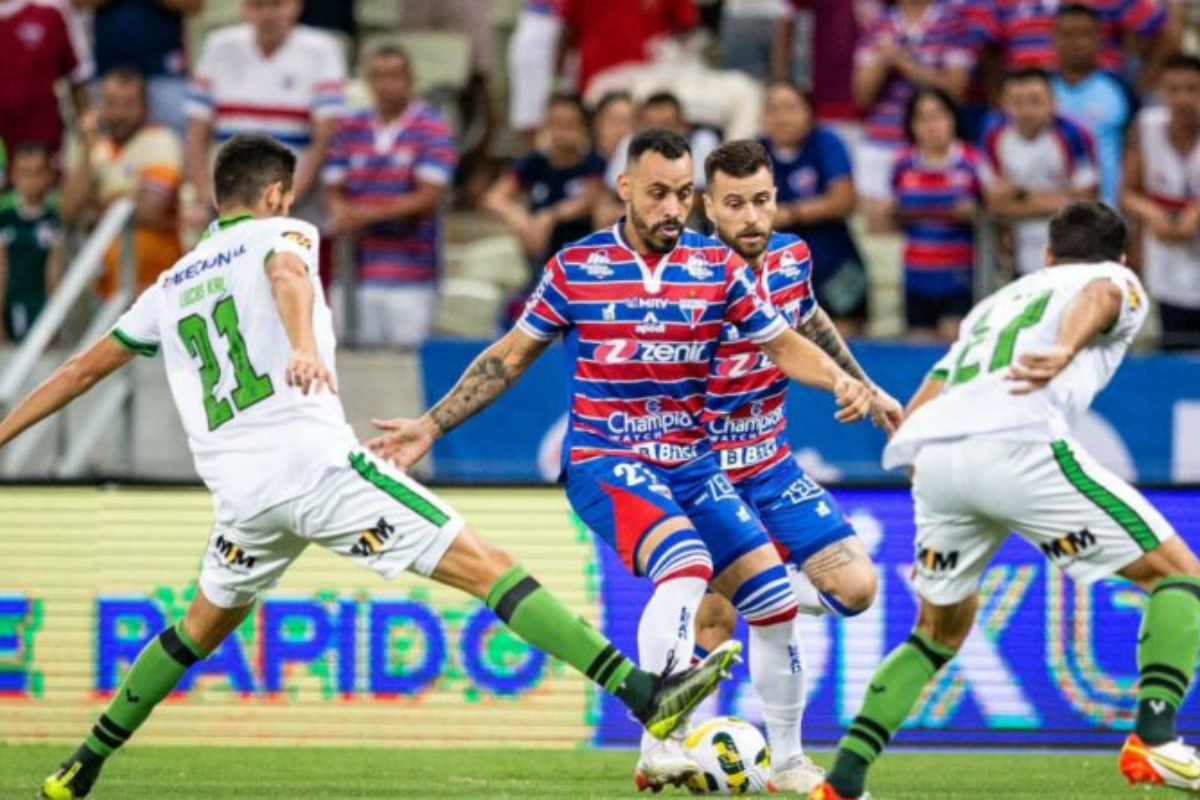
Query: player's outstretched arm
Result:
<box><xmin>797</xmin><ymin>306</ymin><xmax>903</xmax><ymax>432</ymax></box>
<box><xmin>0</xmin><ymin>337</ymin><xmax>135</xmax><ymax>450</ymax></box>
<box><xmin>369</xmin><ymin>327</ymin><xmax>551</xmax><ymax>467</ymax></box>
<box><xmin>266</xmin><ymin>251</ymin><xmax>336</xmax><ymax>396</ymax></box>
<box><xmin>756</xmin><ymin>328</ymin><xmax>882</xmax><ymax>429</ymax></box>
<box><xmin>1007</xmin><ymin>279</ymin><xmax>1123</xmax><ymax>394</ymax></box>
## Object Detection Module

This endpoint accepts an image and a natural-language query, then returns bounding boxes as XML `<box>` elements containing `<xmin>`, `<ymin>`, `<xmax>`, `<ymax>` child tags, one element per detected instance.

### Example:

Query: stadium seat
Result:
<box><xmin>433</xmin><ymin>278</ymin><xmax>504</xmax><ymax>338</ymax></box>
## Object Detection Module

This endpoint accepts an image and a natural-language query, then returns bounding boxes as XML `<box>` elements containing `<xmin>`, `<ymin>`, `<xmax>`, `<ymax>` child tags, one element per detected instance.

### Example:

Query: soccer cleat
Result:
<box><xmin>808</xmin><ymin>781</ymin><xmax>871</xmax><ymax>800</ymax></box>
<box><xmin>1119</xmin><ymin>733</ymin><xmax>1200</xmax><ymax>791</ymax></box>
<box><xmin>635</xmin><ymin>735</ymin><xmax>702</xmax><ymax>793</ymax></box>
<box><xmin>40</xmin><ymin>746</ymin><xmax>105</xmax><ymax>800</ymax></box>
<box><xmin>638</xmin><ymin>640</ymin><xmax>743</xmax><ymax>740</ymax></box>
<box><xmin>768</xmin><ymin>754</ymin><xmax>826</xmax><ymax>794</ymax></box>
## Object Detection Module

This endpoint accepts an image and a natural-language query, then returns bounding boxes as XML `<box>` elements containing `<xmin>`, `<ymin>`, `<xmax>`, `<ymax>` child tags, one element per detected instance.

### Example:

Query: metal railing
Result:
<box><xmin>0</xmin><ymin>197</ymin><xmax>137</xmax><ymax>477</ymax></box>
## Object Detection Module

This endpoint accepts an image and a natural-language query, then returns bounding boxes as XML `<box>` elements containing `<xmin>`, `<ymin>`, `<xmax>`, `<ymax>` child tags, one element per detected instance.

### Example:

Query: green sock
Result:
<box><xmin>1135</xmin><ymin>575</ymin><xmax>1200</xmax><ymax>746</ymax></box>
<box><xmin>84</xmin><ymin>623</ymin><xmax>207</xmax><ymax>758</ymax></box>
<box><xmin>829</xmin><ymin>631</ymin><xmax>956</xmax><ymax>798</ymax></box>
<box><xmin>486</xmin><ymin>566</ymin><xmax>655</xmax><ymax>713</ymax></box>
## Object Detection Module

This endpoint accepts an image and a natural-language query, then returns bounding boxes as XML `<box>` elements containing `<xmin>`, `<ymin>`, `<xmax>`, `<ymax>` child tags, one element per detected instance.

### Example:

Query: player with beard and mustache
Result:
<box><xmin>683</xmin><ymin>139</ymin><xmax>901</xmax><ymax>793</ymax></box>
<box><xmin>369</xmin><ymin>128</ymin><xmax>900</xmax><ymax>791</ymax></box>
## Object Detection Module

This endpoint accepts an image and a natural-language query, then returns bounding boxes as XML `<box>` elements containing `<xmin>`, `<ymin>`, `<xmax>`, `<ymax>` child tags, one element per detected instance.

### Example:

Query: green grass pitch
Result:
<box><xmin>0</xmin><ymin>745</ymin><xmax>1157</xmax><ymax>798</ymax></box>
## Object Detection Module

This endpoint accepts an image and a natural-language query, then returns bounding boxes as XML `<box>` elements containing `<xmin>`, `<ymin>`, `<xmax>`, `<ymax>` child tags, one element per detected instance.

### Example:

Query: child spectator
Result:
<box><xmin>0</xmin><ymin>143</ymin><xmax>63</xmax><ymax>343</ymax></box>
<box><xmin>888</xmin><ymin>87</ymin><xmax>986</xmax><ymax>342</ymax></box>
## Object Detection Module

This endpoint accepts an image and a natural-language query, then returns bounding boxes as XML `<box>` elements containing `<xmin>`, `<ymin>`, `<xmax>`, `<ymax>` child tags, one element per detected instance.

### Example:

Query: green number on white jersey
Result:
<box><xmin>178</xmin><ymin>296</ymin><xmax>275</xmax><ymax>431</ymax></box>
<box><xmin>950</xmin><ymin>290</ymin><xmax>1052</xmax><ymax>384</ymax></box>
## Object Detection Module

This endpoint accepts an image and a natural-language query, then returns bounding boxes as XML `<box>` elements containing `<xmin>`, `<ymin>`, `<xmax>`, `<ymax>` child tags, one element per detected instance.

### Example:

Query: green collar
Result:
<box><xmin>202</xmin><ymin>213</ymin><xmax>255</xmax><ymax>241</ymax></box>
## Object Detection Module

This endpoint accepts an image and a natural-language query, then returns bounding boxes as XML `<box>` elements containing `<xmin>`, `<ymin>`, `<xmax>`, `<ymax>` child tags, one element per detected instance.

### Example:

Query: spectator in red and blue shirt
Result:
<box><xmin>888</xmin><ymin>87</ymin><xmax>987</xmax><ymax>342</ymax></box>
<box><xmin>323</xmin><ymin>45</ymin><xmax>456</xmax><ymax>348</ymax></box>
<box><xmin>964</xmin><ymin>0</ymin><xmax>1172</xmax><ymax>95</ymax></box>
<box><xmin>760</xmin><ymin>81</ymin><xmax>869</xmax><ymax>333</ymax></box>
<box><xmin>852</xmin><ymin>0</ymin><xmax>975</xmax><ymax>229</ymax></box>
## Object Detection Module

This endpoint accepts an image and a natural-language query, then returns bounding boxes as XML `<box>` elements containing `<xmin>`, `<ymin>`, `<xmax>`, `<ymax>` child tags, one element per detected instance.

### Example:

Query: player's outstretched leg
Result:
<box><xmin>1116</xmin><ymin>540</ymin><xmax>1200</xmax><ymax>790</ymax></box>
<box><xmin>430</xmin><ymin>525</ymin><xmax>740</xmax><ymax>742</ymax></box>
<box><xmin>811</xmin><ymin>597</ymin><xmax>974</xmax><ymax>800</ymax></box>
<box><xmin>41</xmin><ymin>592</ymin><xmax>252</xmax><ymax>800</ymax></box>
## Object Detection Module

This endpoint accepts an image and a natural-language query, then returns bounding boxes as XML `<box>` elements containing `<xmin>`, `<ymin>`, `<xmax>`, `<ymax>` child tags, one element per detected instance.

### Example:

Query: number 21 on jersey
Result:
<box><xmin>950</xmin><ymin>290</ymin><xmax>1051</xmax><ymax>385</ymax></box>
<box><xmin>178</xmin><ymin>296</ymin><xmax>274</xmax><ymax>430</ymax></box>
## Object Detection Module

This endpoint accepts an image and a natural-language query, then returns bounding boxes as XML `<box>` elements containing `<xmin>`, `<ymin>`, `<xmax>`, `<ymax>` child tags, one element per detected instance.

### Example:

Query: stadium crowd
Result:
<box><xmin>2</xmin><ymin>0</ymin><xmax>1200</xmax><ymax>349</ymax></box>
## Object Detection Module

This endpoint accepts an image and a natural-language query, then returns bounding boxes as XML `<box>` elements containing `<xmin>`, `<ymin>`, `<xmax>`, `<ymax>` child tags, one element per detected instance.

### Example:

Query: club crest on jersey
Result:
<box><xmin>1126</xmin><ymin>279</ymin><xmax>1142</xmax><ymax>311</ymax></box>
<box><xmin>582</xmin><ymin>251</ymin><xmax>614</xmax><ymax>278</ymax></box>
<box><xmin>683</xmin><ymin>254</ymin><xmax>713</xmax><ymax>280</ymax></box>
<box><xmin>679</xmin><ymin>298</ymin><xmax>707</xmax><ymax>328</ymax></box>
<box><xmin>282</xmin><ymin>230</ymin><xmax>313</xmax><ymax>250</ymax></box>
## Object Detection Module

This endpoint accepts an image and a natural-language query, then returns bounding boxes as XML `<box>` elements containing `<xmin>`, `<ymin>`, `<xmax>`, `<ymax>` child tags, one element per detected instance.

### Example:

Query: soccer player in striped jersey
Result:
<box><xmin>369</xmin><ymin>128</ymin><xmax>897</xmax><ymax>792</ymax></box>
<box><xmin>0</xmin><ymin>135</ymin><xmax>736</xmax><ymax>800</ymax></box>
<box><xmin>687</xmin><ymin>140</ymin><xmax>900</xmax><ymax>794</ymax></box>
<box><xmin>811</xmin><ymin>202</ymin><xmax>1200</xmax><ymax>799</ymax></box>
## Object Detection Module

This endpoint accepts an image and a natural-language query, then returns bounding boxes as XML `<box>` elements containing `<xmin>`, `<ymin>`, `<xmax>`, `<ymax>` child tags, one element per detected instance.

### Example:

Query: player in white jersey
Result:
<box><xmin>0</xmin><ymin>135</ymin><xmax>739</xmax><ymax>800</ymax></box>
<box><xmin>811</xmin><ymin>202</ymin><xmax>1200</xmax><ymax>800</ymax></box>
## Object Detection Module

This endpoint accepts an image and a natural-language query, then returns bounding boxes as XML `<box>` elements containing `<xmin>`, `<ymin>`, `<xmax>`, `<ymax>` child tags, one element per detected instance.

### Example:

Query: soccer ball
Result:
<box><xmin>682</xmin><ymin>716</ymin><xmax>771</xmax><ymax>795</ymax></box>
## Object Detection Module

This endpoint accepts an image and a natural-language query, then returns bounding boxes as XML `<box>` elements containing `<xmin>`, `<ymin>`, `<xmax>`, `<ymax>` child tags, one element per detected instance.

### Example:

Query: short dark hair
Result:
<box><xmin>1047</xmin><ymin>200</ymin><xmax>1128</xmax><ymax>263</ymax></box>
<box><xmin>362</xmin><ymin>42</ymin><xmax>411</xmax><ymax>74</ymax></box>
<box><xmin>903</xmin><ymin>87</ymin><xmax>963</xmax><ymax>143</ymax></box>
<box><xmin>640</xmin><ymin>91</ymin><xmax>684</xmax><ymax>116</ymax></box>
<box><xmin>1003</xmin><ymin>66</ymin><xmax>1053</xmax><ymax>89</ymax></box>
<box><xmin>547</xmin><ymin>91</ymin><xmax>587</xmax><ymax>121</ymax></box>
<box><xmin>705</xmin><ymin>139</ymin><xmax>773</xmax><ymax>186</ymax></box>
<box><xmin>212</xmin><ymin>134</ymin><xmax>296</xmax><ymax>207</ymax></box>
<box><xmin>12</xmin><ymin>141</ymin><xmax>53</xmax><ymax>166</ymax></box>
<box><xmin>1162</xmin><ymin>53</ymin><xmax>1200</xmax><ymax>78</ymax></box>
<box><xmin>102</xmin><ymin>67</ymin><xmax>148</xmax><ymax>96</ymax></box>
<box><xmin>593</xmin><ymin>90</ymin><xmax>632</xmax><ymax>117</ymax></box>
<box><xmin>1056</xmin><ymin>3</ymin><xmax>1101</xmax><ymax>22</ymax></box>
<box><xmin>627</xmin><ymin>127</ymin><xmax>690</xmax><ymax>164</ymax></box>
<box><xmin>765</xmin><ymin>79</ymin><xmax>815</xmax><ymax>110</ymax></box>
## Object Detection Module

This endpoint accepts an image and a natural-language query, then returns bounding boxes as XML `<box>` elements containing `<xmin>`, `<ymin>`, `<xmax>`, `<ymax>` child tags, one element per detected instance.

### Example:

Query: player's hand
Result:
<box><xmin>286</xmin><ymin>349</ymin><xmax>337</xmax><ymax>395</ymax></box>
<box><xmin>832</xmin><ymin>374</ymin><xmax>873</xmax><ymax>423</ymax></box>
<box><xmin>868</xmin><ymin>386</ymin><xmax>904</xmax><ymax>437</ymax></box>
<box><xmin>367</xmin><ymin>417</ymin><xmax>436</xmax><ymax>469</ymax></box>
<box><xmin>1177</xmin><ymin>203</ymin><xmax>1200</xmax><ymax>238</ymax></box>
<box><xmin>1006</xmin><ymin>344</ymin><xmax>1073</xmax><ymax>394</ymax></box>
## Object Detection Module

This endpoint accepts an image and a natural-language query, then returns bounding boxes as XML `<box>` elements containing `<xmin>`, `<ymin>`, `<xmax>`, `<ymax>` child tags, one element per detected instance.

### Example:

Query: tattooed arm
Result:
<box><xmin>797</xmin><ymin>307</ymin><xmax>870</xmax><ymax>383</ymax></box>
<box><xmin>368</xmin><ymin>328</ymin><xmax>551</xmax><ymax>467</ymax></box>
<box><xmin>797</xmin><ymin>307</ymin><xmax>904</xmax><ymax>433</ymax></box>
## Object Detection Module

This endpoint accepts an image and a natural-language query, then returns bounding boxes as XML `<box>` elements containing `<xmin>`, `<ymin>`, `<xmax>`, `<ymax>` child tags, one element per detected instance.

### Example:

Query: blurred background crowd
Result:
<box><xmin>4</xmin><ymin>0</ymin><xmax>1200</xmax><ymax>353</ymax></box>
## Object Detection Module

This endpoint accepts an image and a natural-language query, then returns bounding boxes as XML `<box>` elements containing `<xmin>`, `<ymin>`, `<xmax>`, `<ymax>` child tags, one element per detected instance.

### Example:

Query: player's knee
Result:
<box><xmin>915</xmin><ymin>602</ymin><xmax>973</xmax><ymax>653</ymax></box>
<box><xmin>827</xmin><ymin>563</ymin><xmax>878</xmax><ymax>616</ymax></box>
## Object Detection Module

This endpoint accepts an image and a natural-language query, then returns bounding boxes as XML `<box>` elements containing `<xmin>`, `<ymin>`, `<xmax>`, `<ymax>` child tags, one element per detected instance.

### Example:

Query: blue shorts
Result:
<box><xmin>734</xmin><ymin>458</ymin><xmax>855</xmax><ymax>567</ymax></box>
<box><xmin>566</xmin><ymin>454</ymin><xmax>771</xmax><ymax>577</ymax></box>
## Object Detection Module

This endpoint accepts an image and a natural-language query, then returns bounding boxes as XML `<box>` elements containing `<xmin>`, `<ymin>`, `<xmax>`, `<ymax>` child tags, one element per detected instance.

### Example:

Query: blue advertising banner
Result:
<box><xmin>421</xmin><ymin>340</ymin><xmax>1200</xmax><ymax>484</ymax></box>
<box><xmin>593</xmin><ymin>487</ymin><xmax>1200</xmax><ymax>748</ymax></box>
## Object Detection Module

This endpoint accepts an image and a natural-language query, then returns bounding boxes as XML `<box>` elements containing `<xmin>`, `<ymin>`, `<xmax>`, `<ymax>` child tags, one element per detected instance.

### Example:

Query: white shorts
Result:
<box><xmin>199</xmin><ymin>449</ymin><xmax>464</xmax><ymax>608</ymax></box>
<box><xmin>853</xmin><ymin>139</ymin><xmax>900</xmax><ymax>200</ymax></box>
<box><xmin>355</xmin><ymin>285</ymin><xmax>437</xmax><ymax>348</ymax></box>
<box><xmin>910</xmin><ymin>437</ymin><xmax>1176</xmax><ymax>605</ymax></box>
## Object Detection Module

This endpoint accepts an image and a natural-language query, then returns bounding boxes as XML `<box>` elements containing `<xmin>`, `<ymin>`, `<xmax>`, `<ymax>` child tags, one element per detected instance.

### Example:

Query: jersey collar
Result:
<box><xmin>202</xmin><ymin>214</ymin><xmax>255</xmax><ymax>241</ymax></box>
<box><xmin>613</xmin><ymin>218</ymin><xmax>677</xmax><ymax>295</ymax></box>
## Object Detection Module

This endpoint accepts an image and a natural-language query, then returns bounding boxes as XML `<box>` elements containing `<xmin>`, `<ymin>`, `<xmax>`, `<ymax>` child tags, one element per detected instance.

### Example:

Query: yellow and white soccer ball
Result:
<box><xmin>683</xmin><ymin>716</ymin><xmax>771</xmax><ymax>795</ymax></box>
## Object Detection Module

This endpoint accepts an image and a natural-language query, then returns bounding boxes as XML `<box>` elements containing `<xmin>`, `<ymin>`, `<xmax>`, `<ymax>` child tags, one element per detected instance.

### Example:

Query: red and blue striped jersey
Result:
<box><xmin>963</xmin><ymin>0</ymin><xmax>1164</xmax><ymax>71</ymax></box>
<box><xmin>518</xmin><ymin>223</ymin><xmax>788</xmax><ymax>470</ymax></box>
<box><xmin>705</xmin><ymin>233</ymin><xmax>818</xmax><ymax>484</ymax></box>
<box><xmin>855</xmin><ymin>2</ymin><xmax>975</xmax><ymax>146</ymax></box>
<box><xmin>322</xmin><ymin>103</ymin><xmax>457</xmax><ymax>285</ymax></box>
<box><xmin>892</xmin><ymin>143</ymin><xmax>986</xmax><ymax>296</ymax></box>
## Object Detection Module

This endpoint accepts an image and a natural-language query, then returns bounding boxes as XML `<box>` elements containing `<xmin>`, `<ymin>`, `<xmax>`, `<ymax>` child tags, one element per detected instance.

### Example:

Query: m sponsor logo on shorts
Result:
<box><xmin>351</xmin><ymin>518</ymin><xmax>396</xmax><ymax>558</ymax></box>
<box><xmin>917</xmin><ymin>547</ymin><xmax>959</xmax><ymax>575</ymax></box>
<box><xmin>1040</xmin><ymin>528</ymin><xmax>1098</xmax><ymax>565</ymax></box>
<box><xmin>214</xmin><ymin>535</ymin><xmax>257</xmax><ymax>571</ymax></box>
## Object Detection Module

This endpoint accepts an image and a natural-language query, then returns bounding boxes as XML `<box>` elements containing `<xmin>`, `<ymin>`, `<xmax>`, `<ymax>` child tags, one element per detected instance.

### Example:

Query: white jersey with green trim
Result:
<box><xmin>883</xmin><ymin>261</ymin><xmax>1147</xmax><ymax>470</ymax></box>
<box><xmin>111</xmin><ymin>215</ymin><xmax>355</xmax><ymax>523</ymax></box>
